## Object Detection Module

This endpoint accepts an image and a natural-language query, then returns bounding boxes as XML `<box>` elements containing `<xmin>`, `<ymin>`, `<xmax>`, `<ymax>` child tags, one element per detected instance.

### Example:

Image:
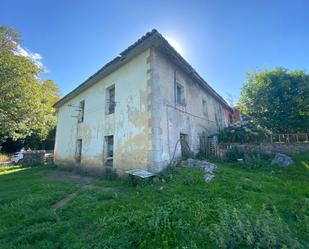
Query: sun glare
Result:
<box><xmin>166</xmin><ymin>37</ymin><xmax>184</xmax><ymax>56</ymax></box>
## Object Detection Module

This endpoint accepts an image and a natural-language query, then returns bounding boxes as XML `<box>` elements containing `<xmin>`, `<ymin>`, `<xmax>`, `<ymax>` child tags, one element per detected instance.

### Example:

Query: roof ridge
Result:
<box><xmin>120</xmin><ymin>29</ymin><xmax>159</xmax><ymax>56</ymax></box>
<box><xmin>54</xmin><ymin>29</ymin><xmax>231</xmax><ymax>110</ymax></box>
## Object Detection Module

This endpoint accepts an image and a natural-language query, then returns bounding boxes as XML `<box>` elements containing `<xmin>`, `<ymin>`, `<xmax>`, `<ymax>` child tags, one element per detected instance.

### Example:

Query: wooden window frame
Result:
<box><xmin>78</xmin><ymin>100</ymin><xmax>85</xmax><ymax>123</ymax></box>
<box><xmin>106</xmin><ymin>85</ymin><xmax>115</xmax><ymax>115</ymax></box>
<box><xmin>176</xmin><ymin>83</ymin><xmax>185</xmax><ymax>106</ymax></box>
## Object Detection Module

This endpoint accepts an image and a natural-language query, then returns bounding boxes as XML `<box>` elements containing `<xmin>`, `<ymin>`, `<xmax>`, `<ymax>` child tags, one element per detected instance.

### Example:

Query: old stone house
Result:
<box><xmin>54</xmin><ymin>29</ymin><xmax>232</xmax><ymax>173</ymax></box>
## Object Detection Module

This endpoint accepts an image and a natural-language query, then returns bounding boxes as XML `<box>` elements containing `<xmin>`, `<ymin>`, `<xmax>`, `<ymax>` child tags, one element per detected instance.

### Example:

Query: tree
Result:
<box><xmin>0</xmin><ymin>26</ymin><xmax>60</xmax><ymax>146</ymax></box>
<box><xmin>239</xmin><ymin>67</ymin><xmax>309</xmax><ymax>133</ymax></box>
<box><xmin>24</xmin><ymin>80</ymin><xmax>60</xmax><ymax>148</ymax></box>
<box><xmin>0</xmin><ymin>26</ymin><xmax>20</xmax><ymax>53</ymax></box>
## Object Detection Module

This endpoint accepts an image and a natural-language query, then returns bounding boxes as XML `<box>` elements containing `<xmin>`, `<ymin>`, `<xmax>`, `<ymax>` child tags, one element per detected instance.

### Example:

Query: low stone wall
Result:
<box><xmin>220</xmin><ymin>143</ymin><xmax>309</xmax><ymax>155</ymax></box>
<box><xmin>21</xmin><ymin>151</ymin><xmax>46</xmax><ymax>165</ymax></box>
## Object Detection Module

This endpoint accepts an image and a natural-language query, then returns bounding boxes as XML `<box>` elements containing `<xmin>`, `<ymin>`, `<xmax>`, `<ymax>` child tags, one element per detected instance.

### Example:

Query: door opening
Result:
<box><xmin>104</xmin><ymin>135</ymin><xmax>114</xmax><ymax>167</ymax></box>
<box><xmin>75</xmin><ymin>139</ymin><xmax>82</xmax><ymax>163</ymax></box>
<box><xmin>180</xmin><ymin>133</ymin><xmax>189</xmax><ymax>157</ymax></box>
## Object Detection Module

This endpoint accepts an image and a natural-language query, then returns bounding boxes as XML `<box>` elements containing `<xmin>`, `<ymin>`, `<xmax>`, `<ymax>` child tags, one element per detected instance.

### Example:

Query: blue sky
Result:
<box><xmin>1</xmin><ymin>0</ymin><xmax>308</xmax><ymax>103</ymax></box>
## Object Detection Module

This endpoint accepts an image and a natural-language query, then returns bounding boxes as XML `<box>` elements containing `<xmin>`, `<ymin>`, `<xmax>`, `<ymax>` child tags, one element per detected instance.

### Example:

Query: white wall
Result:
<box><xmin>54</xmin><ymin>48</ymin><xmax>229</xmax><ymax>174</ymax></box>
<box><xmin>152</xmin><ymin>50</ymin><xmax>228</xmax><ymax>169</ymax></box>
<box><xmin>54</xmin><ymin>49</ymin><xmax>152</xmax><ymax>173</ymax></box>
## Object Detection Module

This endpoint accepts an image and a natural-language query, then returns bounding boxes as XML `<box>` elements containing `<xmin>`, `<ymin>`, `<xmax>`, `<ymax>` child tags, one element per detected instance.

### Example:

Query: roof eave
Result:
<box><xmin>54</xmin><ymin>29</ymin><xmax>232</xmax><ymax>112</ymax></box>
<box><xmin>54</xmin><ymin>30</ymin><xmax>160</xmax><ymax>109</ymax></box>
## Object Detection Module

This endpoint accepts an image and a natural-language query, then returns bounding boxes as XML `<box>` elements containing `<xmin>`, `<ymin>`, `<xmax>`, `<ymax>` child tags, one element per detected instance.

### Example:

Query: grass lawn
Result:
<box><xmin>0</xmin><ymin>153</ymin><xmax>308</xmax><ymax>249</ymax></box>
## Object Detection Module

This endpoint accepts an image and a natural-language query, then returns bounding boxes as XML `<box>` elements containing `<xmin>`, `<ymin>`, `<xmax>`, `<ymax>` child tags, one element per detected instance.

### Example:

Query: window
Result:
<box><xmin>176</xmin><ymin>84</ymin><xmax>185</xmax><ymax>105</ymax></box>
<box><xmin>106</xmin><ymin>85</ymin><xmax>115</xmax><ymax>114</ymax></box>
<box><xmin>105</xmin><ymin>135</ymin><xmax>114</xmax><ymax>167</ymax></box>
<box><xmin>218</xmin><ymin>106</ymin><xmax>224</xmax><ymax>127</ymax></box>
<box><xmin>202</xmin><ymin>100</ymin><xmax>208</xmax><ymax>118</ymax></box>
<box><xmin>78</xmin><ymin>100</ymin><xmax>85</xmax><ymax>123</ymax></box>
<box><xmin>75</xmin><ymin>139</ymin><xmax>82</xmax><ymax>163</ymax></box>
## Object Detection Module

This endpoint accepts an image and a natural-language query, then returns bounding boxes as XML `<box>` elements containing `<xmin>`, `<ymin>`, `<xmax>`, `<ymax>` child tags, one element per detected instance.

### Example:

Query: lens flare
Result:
<box><xmin>166</xmin><ymin>37</ymin><xmax>184</xmax><ymax>56</ymax></box>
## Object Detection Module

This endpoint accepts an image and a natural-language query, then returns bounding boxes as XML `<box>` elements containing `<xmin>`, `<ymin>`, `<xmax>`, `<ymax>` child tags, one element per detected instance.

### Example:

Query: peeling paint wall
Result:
<box><xmin>54</xmin><ymin>48</ymin><xmax>229</xmax><ymax>174</ymax></box>
<box><xmin>151</xmin><ymin>50</ymin><xmax>229</xmax><ymax>171</ymax></box>
<box><xmin>54</xmin><ymin>50</ymin><xmax>152</xmax><ymax>173</ymax></box>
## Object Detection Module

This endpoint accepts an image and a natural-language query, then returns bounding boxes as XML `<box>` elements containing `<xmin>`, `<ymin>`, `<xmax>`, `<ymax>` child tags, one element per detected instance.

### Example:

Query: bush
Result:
<box><xmin>219</xmin><ymin>121</ymin><xmax>268</xmax><ymax>143</ymax></box>
<box><xmin>210</xmin><ymin>204</ymin><xmax>300</xmax><ymax>249</ymax></box>
<box><xmin>223</xmin><ymin>147</ymin><xmax>272</xmax><ymax>170</ymax></box>
<box><xmin>243</xmin><ymin>151</ymin><xmax>271</xmax><ymax>169</ymax></box>
<box><xmin>225</xmin><ymin>147</ymin><xmax>245</xmax><ymax>162</ymax></box>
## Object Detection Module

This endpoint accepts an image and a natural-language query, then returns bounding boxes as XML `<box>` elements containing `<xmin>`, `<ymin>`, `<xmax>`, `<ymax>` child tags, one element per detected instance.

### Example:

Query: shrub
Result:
<box><xmin>243</xmin><ymin>151</ymin><xmax>271</xmax><ymax>169</ymax></box>
<box><xmin>224</xmin><ymin>147</ymin><xmax>245</xmax><ymax>162</ymax></box>
<box><xmin>223</xmin><ymin>147</ymin><xmax>272</xmax><ymax>170</ymax></box>
<box><xmin>210</xmin><ymin>204</ymin><xmax>300</xmax><ymax>249</ymax></box>
<box><xmin>219</xmin><ymin>121</ymin><xmax>268</xmax><ymax>143</ymax></box>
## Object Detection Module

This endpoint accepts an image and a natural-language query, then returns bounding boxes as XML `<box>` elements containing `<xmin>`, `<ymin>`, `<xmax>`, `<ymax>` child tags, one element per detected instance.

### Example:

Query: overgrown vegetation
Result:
<box><xmin>238</xmin><ymin>67</ymin><xmax>309</xmax><ymax>133</ymax></box>
<box><xmin>218</xmin><ymin>121</ymin><xmax>268</xmax><ymax>143</ymax></box>
<box><xmin>0</xmin><ymin>153</ymin><xmax>308</xmax><ymax>248</ymax></box>
<box><xmin>222</xmin><ymin>147</ymin><xmax>273</xmax><ymax>170</ymax></box>
<box><xmin>210</xmin><ymin>204</ymin><xmax>300</xmax><ymax>248</ymax></box>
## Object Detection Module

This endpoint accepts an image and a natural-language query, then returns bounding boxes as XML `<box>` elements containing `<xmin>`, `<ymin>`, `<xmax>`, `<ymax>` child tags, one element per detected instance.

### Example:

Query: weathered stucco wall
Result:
<box><xmin>54</xmin><ymin>48</ymin><xmax>229</xmax><ymax>174</ymax></box>
<box><xmin>54</xmin><ymin>49</ymin><xmax>152</xmax><ymax>173</ymax></box>
<box><xmin>151</xmin><ymin>50</ymin><xmax>229</xmax><ymax>171</ymax></box>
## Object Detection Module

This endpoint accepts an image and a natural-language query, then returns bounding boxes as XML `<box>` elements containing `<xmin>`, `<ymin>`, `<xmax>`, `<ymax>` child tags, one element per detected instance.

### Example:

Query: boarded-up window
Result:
<box><xmin>75</xmin><ymin>139</ymin><xmax>82</xmax><ymax>163</ymax></box>
<box><xmin>105</xmin><ymin>135</ymin><xmax>114</xmax><ymax>167</ymax></box>
<box><xmin>78</xmin><ymin>100</ymin><xmax>85</xmax><ymax>123</ymax></box>
<box><xmin>106</xmin><ymin>85</ymin><xmax>115</xmax><ymax>114</ymax></box>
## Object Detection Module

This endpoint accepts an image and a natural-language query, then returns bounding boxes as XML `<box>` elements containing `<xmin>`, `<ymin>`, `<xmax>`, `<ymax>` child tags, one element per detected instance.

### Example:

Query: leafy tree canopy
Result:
<box><xmin>0</xmin><ymin>26</ymin><xmax>60</xmax><ymax>145</ymax></box>
<box><xmin>239</xmin><ymin>67</ymin><xmax>309</xmax><ymax>133</ymax></box>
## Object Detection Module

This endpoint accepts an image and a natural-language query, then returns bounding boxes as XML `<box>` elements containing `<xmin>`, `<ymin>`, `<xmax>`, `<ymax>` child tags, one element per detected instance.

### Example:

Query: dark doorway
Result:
<box><xmin>75</xmin><ymin>139</ymin><xmax>82</xmax><ymax>163</ymax></box>
<box><xmin>180</xmin><ymin>133</ymin><xmax>189</xmax><ymax>156</ymax></box>
<box><xmin>105</xmin><ymin>135</ymin><xmax>114</xmax><ymax>167</ymax></box>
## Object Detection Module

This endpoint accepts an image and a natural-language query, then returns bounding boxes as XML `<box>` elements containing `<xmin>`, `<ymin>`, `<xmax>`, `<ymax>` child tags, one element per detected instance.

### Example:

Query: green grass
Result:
<box><xmin>0</xmin><ymin>154</ymin><xmax>308</xmax><ymax>249</ymax></box>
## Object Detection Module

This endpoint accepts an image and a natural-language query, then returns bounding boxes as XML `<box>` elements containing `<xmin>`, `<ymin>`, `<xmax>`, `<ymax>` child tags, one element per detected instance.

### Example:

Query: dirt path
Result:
<box><xmin>46</xmin><ymin>170</ymin><xmax>95</xmax><ymax>185</ymax></box>
<box><xmin>51</xmin><ymin>192</ymin><xmax>78</xmax><ymax>211</ymax></box>
<box><xmin>47</xmin><ymin>169</ymin><xmax>118</xmax><ymax>211</ymax></box>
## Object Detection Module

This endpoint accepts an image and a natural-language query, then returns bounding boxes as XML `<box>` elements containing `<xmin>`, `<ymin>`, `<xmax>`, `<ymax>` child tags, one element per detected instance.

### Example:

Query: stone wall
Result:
<box><xmin>21</xmin><ymin>151</ymin><xmax>46</xmax><ymax>165</ymax></box>
<box><xmin>221</xmin><ymin>143</ymin><xmax>309</xmax><ymax>155</ymax></box>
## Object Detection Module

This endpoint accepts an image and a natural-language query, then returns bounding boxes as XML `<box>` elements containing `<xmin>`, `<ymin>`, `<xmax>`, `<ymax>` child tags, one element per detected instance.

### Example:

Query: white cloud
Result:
<box><xmin>14</xmin><ymin>45</ymin><xmax>47</xmax><ymax>71</ymax></box>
